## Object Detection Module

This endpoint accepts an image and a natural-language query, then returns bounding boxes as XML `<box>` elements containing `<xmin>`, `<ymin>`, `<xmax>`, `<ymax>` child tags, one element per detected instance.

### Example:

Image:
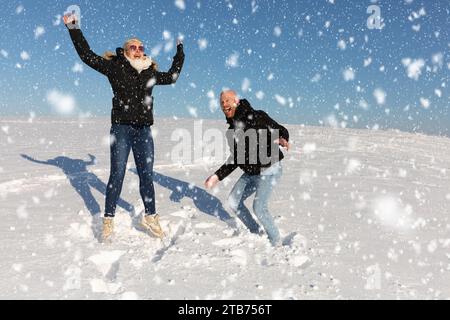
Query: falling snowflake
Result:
<box><xmin>337</xmin><ymin>39</ymin><xmax>346</xmax><ymax>50</ymax></box>
<box><xmin>373</xmin><ymin>88</ymin><xmax>386</xmax><ymax>105</ymax></box>
<box><xmin>71</xmin><ymin>62</ymin><xmax>83</xmax><ymax>73</ymax></box>
<box><xmin>226</xmin><ymin>52</ymin><xmax>239</xmax><ymax>68</ymax></box>
<box><xmin>20</xmin><ymin>51</ymin><xmax>30</xmax><ymax>61</ymax></box>
<box><xmin>419</xmin><ymin>97</ymin><xmax>430</xmax><ymax>109</ymax></box>
<box><xmin>163</xmin><ymin>30</ymin><xmax>172</xmax><ymax>41</ymax></box>
<box><xmin>241</xmin><ymin>78</ymin><xmax>251</xmax><ymax>92</ymax></box>
<box><xmin>46</xmin><ymin>90</ymin><xmax>76</xmax><ymax>115</ymax></box>
<box><xmin>34</xmin><ymin>26</ymin><xmax>45</xmax><ymax>39</ymax></box>
<box><xmin>16</xmin><ymin>5</ymin><xmax>24</xmax><ymax>14</ymax></box>
<box><xmin>53</xmin><ymin>15</ymin><xmax>62</xmax><ymax>26</ymax></box>
<box><xmin>255</xmin><ymin>91</ymin><xmax>265</xmax><ymax>100</ymax></box>
<box><xmin>324</xmin><ymin>114</ymin><xmax>339</xmax><ymax>128</ymax></box>
<box><xmin>273</xmin><ymin>26</ymin><xmax>282</xmax><ymax>37</ymax></box>
<box><xmin>401</xmin><ymin>58</ymin><xmax>425</xmax><ymax>80</ymax></box>
<box><xmin>372</xmin><ymin>196</ymin><xmax>414</xmax><ymax>230</ymax></box>
<box><xmin>198</xmin><ymin>38</ymin><xmax>208</xmax><ymax>51</ymax></box>
<box><xmin>274</xmin><ymin>94</ymin><xmax>286</xmax><ymax>106</ymax></box>
<box><xmin>174</xmin><ymin>0</ymin><xmax>186</xmax><ymax>11</ymax></box>
<box><xmin>343</xmin><ymin>67</ymin><xmax>355</xmax><ymax>81</ymax></box>
<box><xmin>187</xmin><ymin>106</ymin><xmax>198</xmax><ymax>118</ymax></box>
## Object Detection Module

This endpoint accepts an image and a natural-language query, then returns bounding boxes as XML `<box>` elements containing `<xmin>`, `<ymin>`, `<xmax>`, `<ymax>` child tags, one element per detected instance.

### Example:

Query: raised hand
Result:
<box><xmin>274</xmin><ymin>138</ymin><xmax>290</xmax><ymax>151</ymax></box>
<box><xmin>87</xmin><ymin>154</ymin><xmax>97</xmax><ymax>165</ymax></box>
<box><xmin>63</xmin><ymin>14</ymin><xmax>76</xmax><ymax>25</ymax></box>
<box><xmin>62</xmin><ymin>12</ymin><xmax>80</xmax><ymax>29</ymax></box>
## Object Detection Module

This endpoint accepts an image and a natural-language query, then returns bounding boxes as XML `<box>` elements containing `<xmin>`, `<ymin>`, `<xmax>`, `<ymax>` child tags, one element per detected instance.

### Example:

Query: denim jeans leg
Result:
<box><xmin>228</xmin><ymin>173</ymin><xmax>260</xmax><ymax>233</ymax></box>
<box><xmin>104</xmin><ymin>125</ymin><xmax>132</xmax><ymax>217</ymax></box>
<box><xmin>253</xmin><ymin>165</ymin><xmax>283</xmax><ymax>245</ymax></box>
<box><xmin>132</xmin><ymin>126</ymin><xmax>156</xmax><ymax>216</ymax></box>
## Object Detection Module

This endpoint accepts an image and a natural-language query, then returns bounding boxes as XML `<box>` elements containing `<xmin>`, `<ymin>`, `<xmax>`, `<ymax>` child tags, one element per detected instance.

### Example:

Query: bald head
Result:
<box><xmin>220</xmin><ymin>90</ymin><xmax>239</xmax><ymax>119</ymax></box>
<box><xmin>220</xmin><ymin>90</ymin><xmax>237</xmax><ymax>99</ymax></box>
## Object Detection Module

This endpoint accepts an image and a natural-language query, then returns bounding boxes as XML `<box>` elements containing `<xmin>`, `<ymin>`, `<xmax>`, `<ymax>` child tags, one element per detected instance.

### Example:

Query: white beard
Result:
<box><xmin>125</xmin><ymin>55</ymin><xmax>152</xmax><ymax>73</ymax></box>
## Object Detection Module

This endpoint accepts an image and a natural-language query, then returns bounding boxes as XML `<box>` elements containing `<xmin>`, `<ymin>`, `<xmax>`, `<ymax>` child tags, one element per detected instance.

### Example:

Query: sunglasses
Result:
<box><xmin>129</xmin><ymin>45</ymin><xmax>145</xmax><ymax>52</ymax></box>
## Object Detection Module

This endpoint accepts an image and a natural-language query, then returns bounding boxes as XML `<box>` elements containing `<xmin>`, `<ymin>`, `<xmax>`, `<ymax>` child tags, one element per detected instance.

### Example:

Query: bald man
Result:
<box><xmin>205</xmin><ymin>90</ymin><xmax>290</xmax><ymax>246</ymax></box>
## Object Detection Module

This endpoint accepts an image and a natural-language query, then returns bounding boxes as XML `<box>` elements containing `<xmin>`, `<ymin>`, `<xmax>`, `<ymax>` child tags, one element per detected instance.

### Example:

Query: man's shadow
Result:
<box><xmin>21</xmin><ymin>154</ymin><xmax>134</xmax><ymax>216</ymax></box>
<box><xmin>130</xmin><ymin>169</ymin><xmax>236</xmax><ymax>228</ymax></box>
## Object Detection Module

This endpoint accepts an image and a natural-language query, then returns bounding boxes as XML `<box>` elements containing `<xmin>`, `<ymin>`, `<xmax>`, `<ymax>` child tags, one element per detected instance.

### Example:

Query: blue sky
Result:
<box><xmin>0</xmin><ymin>0</ymin><xmax>449</xmax><ymax>135</ymax></box>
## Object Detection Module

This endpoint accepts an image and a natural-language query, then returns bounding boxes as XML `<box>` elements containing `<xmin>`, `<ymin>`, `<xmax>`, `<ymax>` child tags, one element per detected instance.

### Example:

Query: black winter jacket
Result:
<box><xmin>215</xmin><ymin>99</ymin><xmax>289</xmax><ymax>180</ymax></box>
<box><xmin>68</xmin><ymin>28</ymin><xmax>185</xmax><ymax>126</ymax></box>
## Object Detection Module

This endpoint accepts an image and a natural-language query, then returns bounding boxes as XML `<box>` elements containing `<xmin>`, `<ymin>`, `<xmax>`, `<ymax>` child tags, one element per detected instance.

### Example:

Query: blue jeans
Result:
<box><xmin>227</xmin><ymin>163</ymin><xmax>283</xmax><ymax>246</ymax></box>
<box><xmin>105</xmin><ymin>124</ymin><xmax>155</xmax><ymax>217</ymax></box>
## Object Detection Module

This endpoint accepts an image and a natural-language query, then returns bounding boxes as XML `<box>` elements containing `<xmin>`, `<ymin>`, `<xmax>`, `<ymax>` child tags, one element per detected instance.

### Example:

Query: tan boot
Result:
<box><xmin>141</xmin><ymin>214</ymin><xmax>165</xmax><ymax>238</ymax></box>
<box><xmin>102</xmin><ymin>217</ymin><xmax>114</xmax><ymax>242</ymax></box>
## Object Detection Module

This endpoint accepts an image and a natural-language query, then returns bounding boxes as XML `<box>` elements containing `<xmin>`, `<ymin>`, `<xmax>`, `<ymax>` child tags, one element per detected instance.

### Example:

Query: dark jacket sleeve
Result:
<box><xmin>257</xmin><ymin>111</ymin><xmax>289</xmax><ymax>142</ymax></box>
<box><xmin>214</xmin><ymin>127</ymin><xmax>238</xmax><ymax>180</ymax></box>
<box><xmin>214</xmin><ymin>161</ymin><xmax>238</xmax><ymax>181</ymax></box>
<box><xmin>68</xmin><ymin>28</ymin><xmax>111</xmax><ymax>75</ymax></box>
<box><xmin>155</xmin><ymin>44</ymin><xmax>185</xmax><ymax>85</ymax></box>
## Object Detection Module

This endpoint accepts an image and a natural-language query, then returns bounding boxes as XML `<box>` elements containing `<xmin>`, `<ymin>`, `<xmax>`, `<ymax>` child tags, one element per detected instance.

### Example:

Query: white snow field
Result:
<box><xmin>0</xmin><ymin>117</ymin><xmax>449</xmax><ymax>300</ymax></box>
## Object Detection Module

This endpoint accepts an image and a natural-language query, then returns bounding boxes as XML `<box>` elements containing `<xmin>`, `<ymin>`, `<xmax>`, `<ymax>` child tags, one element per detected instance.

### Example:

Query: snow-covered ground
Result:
<box><xmin>1</xmin><ymin>117</ymin><xmax>449</xmax><ymax>299</ymax></box>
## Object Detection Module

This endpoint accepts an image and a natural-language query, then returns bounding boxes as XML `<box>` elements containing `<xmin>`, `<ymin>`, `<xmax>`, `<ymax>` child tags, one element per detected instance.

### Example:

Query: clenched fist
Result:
<box><xmin>204</xmin><ymin>174</ymin><xmax>219</xmax><ymax>189</ymax></box>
